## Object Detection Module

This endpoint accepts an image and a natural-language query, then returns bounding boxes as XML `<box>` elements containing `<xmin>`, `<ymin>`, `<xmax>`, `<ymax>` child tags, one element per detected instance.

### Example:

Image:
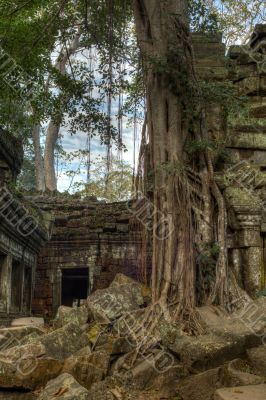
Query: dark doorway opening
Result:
<box><xmin>11</xmin><ymin>260</ymin><xmax>22</xmax><ymax>312</ymax></box>
<box><xmin>263</xmin><ymin>235</ymin><xmax>266</xmax><ymax>289</ymax></box>
<box><xmin>61</xmin><ymin>268</ymin><xmax>89</xmax><ymax>307</ymax></box>
<box><xmin>23</xmin><ymin>267</ymin><xmax>32</xmax><ymax>312</ymax></box>
<box><xmin>0</xmin><ymin>253</ymin><xmax>6</xmax><ymax>310</ymax></box>
<box><xmin>0</xmin><ymin>253</ymin><xmax>5</xmax><ymax>292</ymax></box>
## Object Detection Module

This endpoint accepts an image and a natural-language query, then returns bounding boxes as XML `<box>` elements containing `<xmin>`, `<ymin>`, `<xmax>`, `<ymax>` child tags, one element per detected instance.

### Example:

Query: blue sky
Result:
<box><xmin>56</xmin><ymin>116</ymin><xmax>142</xmax><ymax>192</ymax></box>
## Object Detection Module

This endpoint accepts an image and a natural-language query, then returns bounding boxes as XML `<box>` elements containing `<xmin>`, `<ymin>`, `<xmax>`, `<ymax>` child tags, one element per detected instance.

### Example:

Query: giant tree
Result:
<box><xmin>132</xmin><ymin>0</ymin><xmax>231</xmax><ymax>327</ymax></box>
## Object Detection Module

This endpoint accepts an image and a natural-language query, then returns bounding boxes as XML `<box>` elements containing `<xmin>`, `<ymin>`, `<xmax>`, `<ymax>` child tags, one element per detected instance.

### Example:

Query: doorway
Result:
<box><xmin>61</xmin><ymin>268</ymin><xmax>89</xmax><ymax>307</ymax></box>
<box><xmin>263</xmin><ymin>235</ymin><xmax>266</xmax><ymax>289</ymax></box>
<box><xmin>0</xmin><ymin>253</ymin><xmax>6</xmax><ymax>311</ymax></box>
<box><xmin>11</xmin><ymin>259</ymin><xmax>22</xmax><ymax>312</ymax></box>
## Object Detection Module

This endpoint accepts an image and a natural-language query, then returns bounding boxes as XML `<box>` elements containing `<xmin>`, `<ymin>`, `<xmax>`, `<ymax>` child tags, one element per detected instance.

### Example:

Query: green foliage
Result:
<box><xmin>185</xmin><ymin>138</ymin><xmax>215</xmax><ymax>154</ymax></box>
<box><xmin>73</xmin><ymin>156</ymin><xmax>133</xmax><ymax>202</ymax></box>
<box><xmin>189</xmin><ymin>0</ymin><xmax>220</xmax><ymax>33</ymax></box>
<box><xmin>256</xmin><ymin>288</ymin><xmax>266</xmax><ymax>298</ymax></box>
<box><xmin>0</xmin><ymin>0</ymin><xmax>264</xmax><ymax>194</ymax></box>
<box><xmin>199</xmin><ymin>80</ymin><xmax>249</xmax><ymax>120</ymax></box>
<box><xmin>155</xmin><ymin>161</ymin><xmax>183</xmax><ymax>176</ymax></box>
<box><xmin>17</xmin><ymin>158</ymin><xmax>36</xmax><ymax>192</ymax></box>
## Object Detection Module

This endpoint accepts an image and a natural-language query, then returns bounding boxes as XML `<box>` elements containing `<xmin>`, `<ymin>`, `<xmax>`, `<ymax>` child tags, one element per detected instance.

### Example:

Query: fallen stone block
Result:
<box><xmin>0</xmin><ymin>326</ymin><xmax>45</xmax><ymax>351</ymax></box>
<box><xmin>39</xmin><ymin>322</ymin><xmax>90</xmax><ymax>361</ymax></box>
<box><xmin>53</xmin><ymin>305</ymin><xmax>89</xmax><ymax>328</ymax></box>
<box><xmin>224</xmin><ymin>359</ymin><xmax>265</xmax><ymax>387</ymax></box>
<box><xmin>87</xmin><ymin>274</ymin><xmax>144</xmax><ymax>322</ymax></box>
<box><xmin>176</xmin><ymin>367</ymin><xmax>223</xmax><ymax>400</ymax></box>
<box><xmin>63</xmin><ymin>350</ymin><xmax>110</xmax><ymax>389</ymax></box>
<box><xmin>0</xmin><ymin>343</ymin><xmax>62</xmax><ymax>390</ymax></box>
<box><xmin>37</xmin><ymin>373</ymin><xmax>90</xmax><ymax>400</ymax></box>
<box><xmin>214</xmin><ymin>384</ymin><xmax>266</xmax><ymax>400</ymax></box>
<box><xmin>247</xmin><ymin>346</ymin><xmax>266</xmax><ymax>377</ymax></box>
<box><xmin>11</xmin><ymin>318</ymin><xmax>44</xmax><ymax>328</ymax></box>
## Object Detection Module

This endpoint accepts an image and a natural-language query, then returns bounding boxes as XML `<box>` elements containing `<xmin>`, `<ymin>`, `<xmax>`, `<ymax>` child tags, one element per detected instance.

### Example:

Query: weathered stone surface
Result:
<box><xmin>110</xmin><ymin>347</ymin><xmax>185</xmax><ymax>393</ymax></box>
<box><xmin>87</xmin><ymin>275</ymin><xmax>144</xmax><ymax>322</ymax></box>
<box><xmin>224</xmin><ymin>359</ymin><xmax>265</xmax><ymax>386</ymax></box>
<box><xmin>89</xmin><ymin>325</ymin><xmax>135</xmax><ymax>355</ymax></box>
<box><xmin>176</xmin><ymin>367</ymin><xmax>223</xmax><ymax>400</ymax></box>
<box><xmin>0</xmin><ymin>343</ymin><xmax>62</xmax><ymax>390</ymax></box>
<box><xmin>63</xmin><ymin>350</ymin><xmax>110</xmax><ymax>389</ymax></box>
<box><xmin>87</xmin><ymin>375</ymin><xmax>180</xmax><ymax>400</ymax></box>
<box><xmin>228</xmin><ymin>132</ymin><xmax>266</xmax><ymax>150</ymax></box>
<box><xmin>247</xmin><ymin>346</ymin><xmax>266</xmax><ymax>376</ymax></box>
<box><xmin>11</xmin><ymin>318</ymin><xmax>44</xmax><ymax>328</ymax></box>
<box><xmin>197</xmin><ymin>306</ymin><xmax>264</xmax><ymax>342</ymax></box>
<box><xmin>214</xmin><ymin>384</ymin><xmax>266</xmax><ymax>400</ymax></box>
<box><xmin>0</xmin><ymin>393</ymin><xmax>36</xmax><ymax>400</ymax></box>
<box><xmin>39</xmin><ymin>322</ymin><xmax>90</xmax><ymax>361</ymax></box>
<box><xmin>0</xmin><ymin>326</ymin><xmax>45</xmax><ymax>350</ymax></box>
<box><xmin>37</xmin><ymin>373</ymin><xmax>90</xmax><ymax>400</ymax></box>
<box><xmin>111</xmin><ymin>273</ymin><xmax>151</xmax><ymax>304</ymax></box>
<box><xmin>53</xmin><ymin>305</ymin><xmax>88</xmax><ymax>328</ymax></box>
<box><xmin>161</xmin><ymin>305</ymin><xmax>264</xmax><ymax>371</ymax></box>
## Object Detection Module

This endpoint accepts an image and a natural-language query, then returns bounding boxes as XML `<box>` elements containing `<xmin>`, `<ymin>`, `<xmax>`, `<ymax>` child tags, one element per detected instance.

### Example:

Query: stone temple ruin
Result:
<box><xmin>0</xmin><ymin>26</ymin><xmax>266</xmax><ymax>324</ymax></box>
<box><xmin>0</xmin><ymin>130</ymin><xmax>51</xmax><ymax>323</ymax></box>
<box><xmin>192</xmin><ymin>24</ymin><xmax>266</xmax><ymax>298</ymax></box>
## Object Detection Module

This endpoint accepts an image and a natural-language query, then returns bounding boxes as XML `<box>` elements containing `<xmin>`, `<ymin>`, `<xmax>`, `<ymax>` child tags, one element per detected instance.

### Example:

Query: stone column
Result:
<box><xmin>0</xmin><ymin>255</ymin><xmax>12</xmax><ymax>313</ymax></box>
<box><xmin>243</xmin><ymin>246</ymin><xmax>263</xmax><ymax>296</ymax></box>
<box><xmin>236</xmin><ymin>212</ymin><xmax>262</xmax><ymax>297</ymax></box>
<box><xmin>52</xmin><ymin>267</ymin><xmax>62</xmax><ymax>315</ymax></box>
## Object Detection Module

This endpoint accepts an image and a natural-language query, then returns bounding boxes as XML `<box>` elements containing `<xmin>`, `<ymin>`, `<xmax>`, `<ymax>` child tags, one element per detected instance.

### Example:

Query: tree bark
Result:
<box><xmin>44</xmin><ymin>121</ymin><xmax>61</xmax><ymax>191</ymax></box>
<box><xmin>32</xmin><ymin>124</ymin><xmax>45</xmax><ymax>192</ymax></box>
<box><xmin>133</xmin><ymin>0</ymin><xmax>195</xmax><ymax>311</ymax></box>
<box><xmin>43</xmin><ymin>29</ymin><xmax>81</xmax><ymax>191</ymax></box>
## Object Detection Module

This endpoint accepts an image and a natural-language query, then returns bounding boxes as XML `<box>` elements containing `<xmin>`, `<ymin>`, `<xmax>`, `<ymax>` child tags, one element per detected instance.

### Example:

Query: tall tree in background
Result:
<box><xmin>43</xmin><ymin>29</ymin><xmax>81</xmax><ymax>191</ymax></box>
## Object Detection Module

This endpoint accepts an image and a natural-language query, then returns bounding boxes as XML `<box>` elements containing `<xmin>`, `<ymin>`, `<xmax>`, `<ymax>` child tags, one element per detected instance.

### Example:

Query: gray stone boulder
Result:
<box><xmin>223</xmin><ymin>359</ymin><xmax>265</xmax><ymax>387</ymax></box>
<box><xmin>63</xmin><ymin>350</ymin><xmax>110</xmax><ymax>389</ymax></box>
<box><xmin>0</xmin><ymin>342</ymin><xmax>62</xmax><ymax>390</ymax></box>
<box><xmin>176</xmin><ymin>367</ymin><xmax>223</xmax><ymax>400</ymax></box>
<box><xmin>160</xmin><ymin>304</ymin><xmax>265</xmax><ymax>371</ymax></box>
<box><xmin>161</xmin><ymin>330</ymin><xmax>245</xmax><ymax>371</ymax></box>
<box><xmin>197</xmin><ymin>305</ymin><xmax>264</xmax><ymax>345</ymax></box>
<box><xmin>39</xmin><ymin>322</ymin><xmax>90</xmax><ymax>361</ymax></box>
<box><xmin>247</xmin><ymin>346</ymin><xmax>266</xmax><ymax>377</ymax></box>
<box><xmin>169</xmin><ymin>358</ymin><xmax>265</xmax><ymax>400</ymax></box>
<box><xmin>0</xmin><ymin>326</ymin><xmax>45</xmax><ymax>351</ymax></box>
<box><xmin>111</xmin><ymin>348</ymin><xmax>185</xmax><ymax>393</ymax></box>
<box><xmin>214</xmin><ymin>384</ymin><xmax>266</xmax><ymax>400</ymax></box>
<box><xmin>11</xmin><ymin>318</ymin><xmax>44</xmax><ymax>328</ymax></box>
<box><xmin>87</xmin><ymin>274</ymin><xmax>144</xmax><ymax>322</ymax></box>
<box><xmin>0</xmin><ymin>322</ymin><xmax>90</xmax><ymax>390</ymax></box>
<box><xmin>37</xmin><ymin>373</ymin><xmax>90</xmax><ymax>400</ymax></box>
<box><xmin>53</xmin><ymin>305</ymin><xmax>89</xmax><ymax>328</ymax></box>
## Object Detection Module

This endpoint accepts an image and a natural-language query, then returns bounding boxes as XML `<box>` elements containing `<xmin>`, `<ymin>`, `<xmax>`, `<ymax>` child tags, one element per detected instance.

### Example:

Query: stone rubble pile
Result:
<box><xmin>0</xmin><ymin>273</ymin><xmax>264</xmax><ymax>399</ymax></box>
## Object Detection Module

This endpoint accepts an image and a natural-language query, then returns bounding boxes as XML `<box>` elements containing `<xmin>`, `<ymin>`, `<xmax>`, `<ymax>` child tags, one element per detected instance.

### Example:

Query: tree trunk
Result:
<box><xmin>44</xmin><ymin>121</ymin><xmax>61</xmax><ymax>191</ymax></box>
<box><xmin>133</xmin><ymin>0</ymin><xmax>229</xmax><ymax>323</ymax></box>
<box><xmin>133</xmin><ymin>0</ymin><xmax>195</xmax><ymax>310</ymax></box>
<box><xmin>32</xmin><ymin>124</ymin><xmax>45</xmax><ymax>192</ymax></box>
<box><xmin>43</xmin><ymin>29</ymin><xmax>81</xmax><ymax>191</ymax></box>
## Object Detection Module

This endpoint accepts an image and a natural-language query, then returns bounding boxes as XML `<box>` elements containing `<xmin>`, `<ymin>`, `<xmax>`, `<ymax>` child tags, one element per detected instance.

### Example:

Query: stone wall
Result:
<box><xmin>31</xmin><ymin>195</ymin><xmax>144</xmax><ymax>317</ymax></box>
<box><xmin>0</xmin><ymin>130</ymin><xmax>50</xmax><ymax>324</ymax></box>
<box><xmin>193</xmin><ymin>26</ymin><xmax>266</xmax><ymax>297</ymax></box>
